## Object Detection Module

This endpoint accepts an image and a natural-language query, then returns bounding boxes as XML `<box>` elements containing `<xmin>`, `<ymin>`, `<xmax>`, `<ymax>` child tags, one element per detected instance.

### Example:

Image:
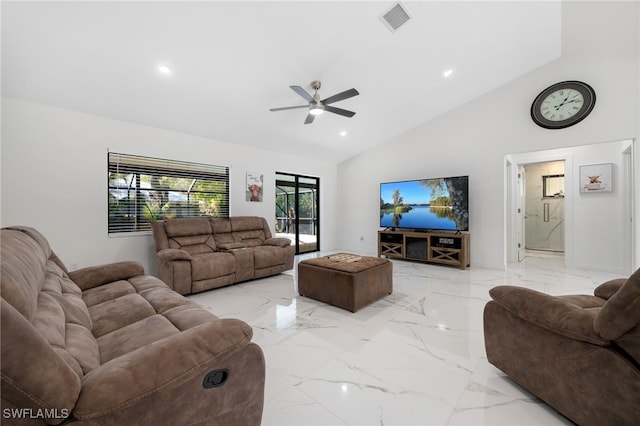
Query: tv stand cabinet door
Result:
<box><xmin>378</xmin><ymin>231</ymin><xmax>404</xmax><ymax>258</ymax></box>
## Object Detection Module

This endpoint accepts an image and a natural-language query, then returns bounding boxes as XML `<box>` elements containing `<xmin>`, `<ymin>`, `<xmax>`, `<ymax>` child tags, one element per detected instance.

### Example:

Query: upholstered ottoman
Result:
<box><xmin>297</xmin><ymin>253</ymin><xmax>393</xmax><ymax>312</ymax></box>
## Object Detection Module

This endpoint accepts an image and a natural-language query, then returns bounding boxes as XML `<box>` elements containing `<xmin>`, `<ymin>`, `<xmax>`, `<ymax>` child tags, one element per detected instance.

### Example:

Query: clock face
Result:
<box><xmin>540</xmin><ymin>89</ymin><xmax>584</xmax><ymax>121</ymax></box>
<box><xmin>531</xmin><ymin>81</ymin><xmax>596</xmax><ymax>129</ymax></box>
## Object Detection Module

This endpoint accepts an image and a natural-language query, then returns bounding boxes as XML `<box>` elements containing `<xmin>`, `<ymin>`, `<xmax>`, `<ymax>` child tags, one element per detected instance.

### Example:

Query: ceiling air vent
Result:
<box><xmin>380</xmin><ymin>2</ymin><xmax>412</xmax><ymax>33</ymax></box>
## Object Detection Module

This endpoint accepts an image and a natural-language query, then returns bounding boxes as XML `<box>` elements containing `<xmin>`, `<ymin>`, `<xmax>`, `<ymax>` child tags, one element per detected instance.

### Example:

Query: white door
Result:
<box><xmin>523</xmin><ymin>161</ymin><xmax>565</xmax><ymax>253</ymax></box>
<box><xmin>517</xmin><ymin>166</ymin><xmax>527</xmax><ymax>261</ymax></box>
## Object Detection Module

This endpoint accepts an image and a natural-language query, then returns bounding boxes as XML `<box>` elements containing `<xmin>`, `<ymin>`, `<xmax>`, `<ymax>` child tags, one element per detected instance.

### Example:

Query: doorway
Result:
<box><xmin>506</xmin><ymin>151</ymin><xmax>574</xmax><ymax>266</ymax></box>
<box><xmin>506</xmin><ymin>139</ymin><xmax>635</xmax><ymax>273</ymax></box>
<box><xmin>522</xmin><ymin>161</ymin><xmax>565</xmax><ymax>258</ymax></box>
<box><xmin>275</xmin><ymin>172</ymin><xmax>320</xmax><ymax>254</ymax></box>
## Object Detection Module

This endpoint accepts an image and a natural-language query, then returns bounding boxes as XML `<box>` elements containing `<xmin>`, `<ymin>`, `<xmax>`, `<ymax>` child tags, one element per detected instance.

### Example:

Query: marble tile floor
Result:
<box><xmin>188</xmin><ymin>253</ymin><xmax>623</xmax><ymax>426</ymax></box>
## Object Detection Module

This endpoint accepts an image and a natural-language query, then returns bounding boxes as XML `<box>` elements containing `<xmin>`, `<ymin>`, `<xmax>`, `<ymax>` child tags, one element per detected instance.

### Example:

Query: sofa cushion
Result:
<box><xmin>595</xmin><ymin>268</ymin><xmax>640</xmax><ymax>340</ymax></box>
<box><xmin>165</xmin><ymin>217</ymin><xmax>212</xmax><ymax>237</ymax></box>
<box><xmin>164</xmin><ymin>218</ymin><xmax>216</xmax><ymax>254</ymax></box>
<box><xmin>253</xmin><ymin>245</ymin><xmax>285</xmax><ymax>269</ymax></box>
<box><xmin>231</xmin><ymin>216</ymin><xmax>270</xmax><ymax>234</ymax></box>
<box><xmin>1</xmin><ymin>228</ymin><xmax>97</xmax><ymax>416</ymax></box>
<box><xmin>162</xmin><ymin>304</ymin><xmax>221</xmax><ymax>330</ymax></box>
<box><xmin>97</xmin><ymin>314</ymin><xmax>179</xmax><ymax>363</ymax></box>
<box><xmin>191</xmin><ymin>252</ymin><xmax>236</xmax><ymax>281</ymax></box>
<box><xmin>89</xmin><ymin>293</ymin><xmax>157</xmax><ymax>338</ymax></box>
<box><xmin>2</xmin><ymin>230</ymin><xmax>99</xmax><ymax>374</ymax></box>
<box><xmin>168</xmin><ymin>234</ymin><xmax>217</xmax><ymax>255</ymax></box>
<box><xmin>231</xmin><ymin>216</ymin><xmax>272</xmax><ymax>246</ymax></box>
<box><xmin>1</xmin><ymin>300</ymin><xmax>82</xmax><ymax>421</ymax></box>
<box><xmin>82</xmin><ymin>279</ymin><xmax>137</xmax><ymax>307</ymax></box>
<box><xmin>1</xmin><ymin>228</ymin><xmax>49</xmax><ymax>320</ymax></box>
<box><xmin>235</xmin><ymin>232</ymin><xmax>266</xmax><ymax>247</ymax></box>
<box><xmin>210</xmin><ymin>217</ymin><xmax>232</xmax><ymax>234</ymax></box>
<box><xmin>210</xmin><ymin>218</ymin><xmax>239</xmax><ymax>248</ymax></box>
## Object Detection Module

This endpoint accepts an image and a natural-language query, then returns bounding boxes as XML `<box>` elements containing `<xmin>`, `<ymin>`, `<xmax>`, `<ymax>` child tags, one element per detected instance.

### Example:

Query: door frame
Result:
<box><xmin>521</xmin><ymin>160</ymin><xmax>566</xmax><ymax>254</ymax></box>
<box><xmin>506</xmin><ymin>151</ymin><xmax>574</xmax><ymax>266</ymax></box>
<box><xmin>275</xmin><ymin>172</ymin><xmax>320</xmax><ymax>255</ymax></box>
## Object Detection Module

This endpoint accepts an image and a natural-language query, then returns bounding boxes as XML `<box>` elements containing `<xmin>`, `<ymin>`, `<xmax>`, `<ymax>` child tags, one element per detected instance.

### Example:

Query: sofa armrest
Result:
<box><xmin>263</xmin><ymin>237</ymin><xmax>291</xmax><ymax>248</ymax></box>
<box><xmin>69</xmin><ymin>261</ymin><xmax>145</xmax><ymax>291</ymax></box>
<box><xmin>489</xmin><ymin>286</ymin><xmax>607</xmax><ymax>345</ymax></box>
<box><xmin>157</xmin><ymin>248</ymin><xmax>192</xmax><ymax>262</ymax></box>
<box><xmin>594</xmin><ymin>278</ymin><xmax>627</xmax><ymax>300</ymax></box>
<box><xmin>74</xmin><ymin>319</ymin><xmax>256</xmax><ymax>422</ymax></box>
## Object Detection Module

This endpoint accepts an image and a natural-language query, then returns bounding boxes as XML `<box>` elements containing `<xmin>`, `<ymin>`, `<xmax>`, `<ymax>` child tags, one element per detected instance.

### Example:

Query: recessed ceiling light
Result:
<box><xmin>157</xmin><ymin>65</ymin><xmax>171</xmax><ymax>75</ymax></box>
<box><xmin>443</xmin><ymin>68</ymin><xmax>454</xmax><ymax>78</ymax></box>
<box><xmin>340</xmin><ymin>131</ymin><xmax>348</xmax><ymax>137</ymax></box>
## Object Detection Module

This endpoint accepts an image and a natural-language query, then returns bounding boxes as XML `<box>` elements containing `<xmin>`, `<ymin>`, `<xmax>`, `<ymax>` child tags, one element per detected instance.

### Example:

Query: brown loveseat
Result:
<box><xmin>152</xmin><ymin>216</ymin><xmax>295</xmax><ymax>295</ymax></box>
<box><xmin>484</xmin><ymin>268</ymin><xmax>640</xmax><ymax>426</ymax></box>
<box><xmin>1</xmin><ymin>226</ymin><xmax>265</xmax><ymax>425</ymax></box>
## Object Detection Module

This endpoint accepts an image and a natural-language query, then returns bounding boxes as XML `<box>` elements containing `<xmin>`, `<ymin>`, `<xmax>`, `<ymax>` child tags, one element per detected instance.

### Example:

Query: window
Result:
<box><xmin>108</xmin><ymin>152</ymin><xmax>229</xmax><ymax>234</ymax></box>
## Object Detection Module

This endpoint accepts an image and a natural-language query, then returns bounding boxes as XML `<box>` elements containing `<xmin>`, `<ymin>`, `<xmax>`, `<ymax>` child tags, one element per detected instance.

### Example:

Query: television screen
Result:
<box><xmin>380</xmin><ymin>176</ymin><xmax>469</xmax><ymax>231</ymax></box>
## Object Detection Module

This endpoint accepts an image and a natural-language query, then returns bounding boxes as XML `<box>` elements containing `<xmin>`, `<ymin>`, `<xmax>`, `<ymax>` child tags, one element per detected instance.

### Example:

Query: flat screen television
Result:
<box><xmin>380</xmin><ymin>176</ymin><xmax>469</xmax><ymax>231</ymax></box>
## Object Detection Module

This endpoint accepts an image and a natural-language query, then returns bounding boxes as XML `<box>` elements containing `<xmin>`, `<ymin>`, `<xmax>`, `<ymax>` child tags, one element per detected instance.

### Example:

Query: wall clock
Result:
<box><xmin>530</xmin><ymin>81</ymin><xmax>596</xmax><ymax>129</ymax></box>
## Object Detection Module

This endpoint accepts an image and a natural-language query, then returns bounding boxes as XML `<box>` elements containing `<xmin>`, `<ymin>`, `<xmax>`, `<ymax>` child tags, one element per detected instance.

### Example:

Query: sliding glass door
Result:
<box><xmin>275</xmin><ymin>172</ymin><xmax>319</xmax><ymax>254</ymax></box>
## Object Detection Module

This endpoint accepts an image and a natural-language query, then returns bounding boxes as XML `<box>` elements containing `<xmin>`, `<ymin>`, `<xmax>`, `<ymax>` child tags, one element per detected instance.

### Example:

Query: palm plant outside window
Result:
<box><xmin>108</xmin><ymin>152</ymin><xmax>229</xmax><ymax>234</ymax></box>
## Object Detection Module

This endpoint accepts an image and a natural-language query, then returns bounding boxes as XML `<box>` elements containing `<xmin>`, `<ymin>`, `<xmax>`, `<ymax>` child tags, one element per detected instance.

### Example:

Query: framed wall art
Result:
<box><xmin>246</xmin><ymin>172</ymin><xmax>264</xmax><ymax>202</ymax></box>
<box><xmin>580</xmin><ymin>163</ymin><xmax>613</xmax><ymax>193</ymax></box>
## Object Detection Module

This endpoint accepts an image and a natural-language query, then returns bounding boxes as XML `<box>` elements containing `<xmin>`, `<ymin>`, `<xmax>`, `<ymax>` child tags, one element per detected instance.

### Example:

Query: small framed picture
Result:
<box><xmin>580</xmin><ymin>163</ymin><xmax>613</xmax><ymax>193</ymax></box>
<box><xmin>246</xmin><ymin>172</ymin><xmax>264</xmax><ymax>202</ymax></box>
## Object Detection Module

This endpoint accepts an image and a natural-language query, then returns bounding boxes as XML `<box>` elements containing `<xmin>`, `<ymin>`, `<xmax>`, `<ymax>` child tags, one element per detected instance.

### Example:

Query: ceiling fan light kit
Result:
<box><xmin>270</xmin><ymin>80</ymin><xmax>359</xmax><ymax>124</ymax></box>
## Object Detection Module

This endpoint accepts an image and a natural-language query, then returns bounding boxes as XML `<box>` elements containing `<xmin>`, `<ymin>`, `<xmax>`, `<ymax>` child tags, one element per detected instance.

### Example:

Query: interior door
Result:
<box><xmin>275</xmin><ymin>172</ymin><xmax>319</xmax><ymax>254</ymax></box>
<box><xmin>523</xmin><ymin>162</ymin><xmax>565</xmax><ymax>253</ymax></box>
<box><xmin>518</xmin><ymin>166</ymin><xmax>527</xmax><ymax>261</ymax></box>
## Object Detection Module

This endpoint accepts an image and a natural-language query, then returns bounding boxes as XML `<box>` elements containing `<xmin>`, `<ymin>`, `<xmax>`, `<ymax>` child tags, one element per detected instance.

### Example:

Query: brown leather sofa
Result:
<box><xmin>152</xmin><ymin>216</ymin><xmax>295</xmax><ymax>295</ymax></box>
<box><xmin>1</xmin><ymin>226</ymin><xmax>265</xmax><ymax>425</ymax></box>
<box><xmin>484</xmin><ymin>268</ymin><xmax>640</xmax><ymax>426</ymax></box>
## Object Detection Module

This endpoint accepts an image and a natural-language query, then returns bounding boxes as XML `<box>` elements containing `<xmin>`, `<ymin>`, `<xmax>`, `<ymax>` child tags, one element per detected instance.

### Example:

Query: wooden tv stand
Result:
<box><xmin>378</xmin><ymin>230</ymin><xmax>470</xmax><ymax>269</ymax></box>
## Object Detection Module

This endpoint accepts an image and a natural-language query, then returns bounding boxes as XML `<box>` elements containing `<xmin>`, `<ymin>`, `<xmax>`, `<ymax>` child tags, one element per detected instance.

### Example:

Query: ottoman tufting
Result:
<box><xmin>297</xmin><ymin>253</ymin><xmax>393</xmax><ymax>312</ymax></box>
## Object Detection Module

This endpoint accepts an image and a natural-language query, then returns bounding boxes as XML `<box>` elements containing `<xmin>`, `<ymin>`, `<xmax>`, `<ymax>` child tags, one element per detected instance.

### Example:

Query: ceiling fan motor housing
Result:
<box><xmin>269</xmin><ymin>80</ymin><xmax>359</xmax><ymax>124</ymax></box>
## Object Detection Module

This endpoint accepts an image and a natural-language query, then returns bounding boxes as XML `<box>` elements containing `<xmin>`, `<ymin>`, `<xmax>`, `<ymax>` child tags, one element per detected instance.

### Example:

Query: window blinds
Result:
<box><xmin>108</xmin><ymin>152</ymin><xmax>229</xmax><ymax>234</ymax></box>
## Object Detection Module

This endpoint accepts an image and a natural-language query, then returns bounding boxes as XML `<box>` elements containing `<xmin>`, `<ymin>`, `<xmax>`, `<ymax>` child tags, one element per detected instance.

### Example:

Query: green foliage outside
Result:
<box><xmin>108</xmin><ymin>173</ymin><xmax>228</xmax><ymax>232</ymax></box>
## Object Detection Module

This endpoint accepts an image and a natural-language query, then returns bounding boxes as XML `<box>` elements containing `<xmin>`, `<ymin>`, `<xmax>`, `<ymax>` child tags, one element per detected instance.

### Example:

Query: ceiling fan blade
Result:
<box><xmin>324</xmin><ymin>105</ymin><xmax>356</xmax><ymax>118</ymax></box>
<box><xmin>304</xmin><ymin>113</ymin><xmax>315</xmax><ymax>124</ymax></box>
<box><xmin>269</xmin><ymin>105</ymin><xmax>308</xmax><ymax>112</ymax></box>
<box><xmin>321</xmin><ymin>88</ymin><xmax>359</xmax><ymax>105</ymax></box>
<box><xmin>290</xmin><ymin>86</ymin><xmax>314</xmax><ymax>102</ymax></box>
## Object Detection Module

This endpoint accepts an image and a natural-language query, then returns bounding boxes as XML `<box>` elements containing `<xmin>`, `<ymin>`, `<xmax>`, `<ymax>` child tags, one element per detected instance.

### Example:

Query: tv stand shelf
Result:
<box><xmin>378</xmin><ymin>230</ymin><xmax>470</xmax><ymax>269</ymax></box>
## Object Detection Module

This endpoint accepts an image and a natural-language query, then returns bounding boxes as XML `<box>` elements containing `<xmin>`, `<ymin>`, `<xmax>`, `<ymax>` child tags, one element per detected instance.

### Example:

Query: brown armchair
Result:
<box><xmin>483</xmin><ymin>268</ymin><xmax>640</xmax><ymax>425</ymax></box>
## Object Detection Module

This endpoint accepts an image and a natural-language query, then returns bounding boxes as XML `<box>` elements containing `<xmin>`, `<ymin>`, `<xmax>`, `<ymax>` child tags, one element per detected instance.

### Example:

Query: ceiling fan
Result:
<box><xmin>269</xmin><ymin>80</ymin><xmax>359</xmax><ymax>124</ymax></box>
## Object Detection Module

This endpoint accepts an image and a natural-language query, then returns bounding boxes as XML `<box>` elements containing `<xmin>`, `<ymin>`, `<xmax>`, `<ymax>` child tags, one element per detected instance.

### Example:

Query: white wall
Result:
<box><xmin>2</xmin><ymin>2</ymin><xmax>638</xmax><ymax>275</ymax></box>
<box><xmin>506</xmin><ymin>140</ymin><xmax>633</xmax><ymax>273</ymax></box>
<box><xmin>337</xmin><ymin>1</ymin><xmax>639</xmax><ymax>272</ymax></box>
<box><xmin>1</xmin><ymin>99</ymin><xmax>339</xmax><ymax>272</ymax></box>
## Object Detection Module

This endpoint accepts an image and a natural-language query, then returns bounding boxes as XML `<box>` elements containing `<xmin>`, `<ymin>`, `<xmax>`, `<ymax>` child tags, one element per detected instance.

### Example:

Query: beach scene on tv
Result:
<box><xmin>380</xmin><ymin>176</ymin><xmax>469</xmax><ymax>231</ymax></box>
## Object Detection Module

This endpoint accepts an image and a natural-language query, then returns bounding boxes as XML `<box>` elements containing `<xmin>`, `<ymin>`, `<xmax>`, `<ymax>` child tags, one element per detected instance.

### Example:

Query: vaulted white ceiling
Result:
<box><xmin>1</xmin><ymin>1</ymin><xmax>562</xmax><ymax>163</ymax></box>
